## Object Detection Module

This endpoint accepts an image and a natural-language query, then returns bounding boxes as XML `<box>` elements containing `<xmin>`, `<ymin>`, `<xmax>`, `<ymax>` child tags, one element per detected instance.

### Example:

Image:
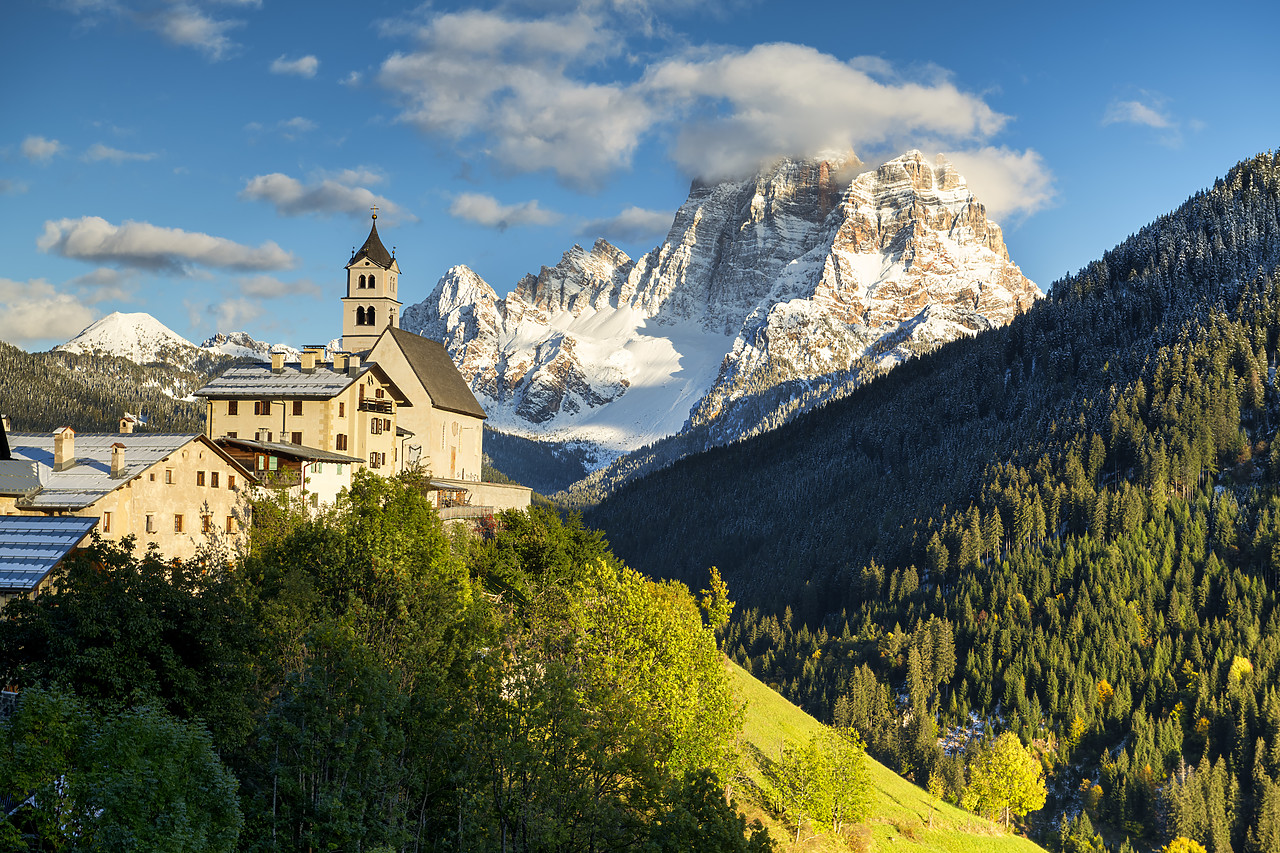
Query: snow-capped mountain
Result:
<box><xmin>57</xmin><ymin>312</ymin><xmax>203</xmax><ymax>365</ymax></box>
<box><xmin>56</xmin><ymin>312</ymin><xmax>298</xmax><ymax>368</ymax></box>
<box><xmin>199</xmin><ymin>331</ymin><xmax>301</xmax><ymax>362</ymax></box>
<box><xmin>403</xmin><ymin>151</ymin><xmax>1040</xmax><ymax>463</ymax></box>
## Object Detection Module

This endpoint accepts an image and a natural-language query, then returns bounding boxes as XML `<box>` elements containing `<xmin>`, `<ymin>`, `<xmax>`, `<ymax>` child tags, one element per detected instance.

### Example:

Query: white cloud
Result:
<box><xmin>0</xmin><ymin>179</ymin><xmax>28</xmax><ymax>195</ymax></box>
<box><xmin>139</xmin><ymin>2</ymin><xmax>243</xmax><ymax>60</ymax></box>
<box><xmin>187</xmin><ymin>296</ymin><xmax>263</xmax><ymax>332</ymax></box>
<box><xmin>240</xmin><ymin>171</ymin><xmax>409</xmax><ymax>220</ymax></box>
<box><xmin>579</xmin><ymin>206</ymin><xmax>671</xmax><ymax>244</ymax></box>
<box><xmin>449</xmin><ymin>193</ymin><xmax>561</xmax><ymax>229</ymax></box>
<box><xmin>1103</xmin><ymin>98</ymin><xmax>1174</xmax><ymax>129</ymax></box>
<box><xmin>646</xmin><ymin>43</ymin><xmax>1008</xmax><ymax>182</ymax></box>
<box><xmin>0</xmin><ymin>277</ymin><xmax>98</xmax><ymax>347</ymax></box>
<box><xmin>66</xmin><ymin>266</ymin><xmax>135</xmax><ymax>303</ymax></box>
<box><xmin>270</xmin><ymin>54</ymin><xmax>319</xmax><ymax>78</ymax></box>
<box><xmin>376</xmin><ymin>9</ymin><xmax>1038</xmax><ymax>203</ymax></box>
<box><xmin>38</xmin><ymin>216</ymin><xmax>296</xmax><ymax>273</ymax></box>
<box><xmin>22</xmin><ymin>136</ymin><xmax>65</xmax><ymax>163</ymax></box>
<box><xmin>244</xmin><ymin>117</ymin><xmax>318</xmax><ymax>140</ymax></box>
<box><xmin>237</xmin><ymin>275</ymin><xmax>321</xmax><ymax>298</ymax></box>
<box><xmin>379</xmin><ymin>9</ymin><xmax>654</xmax><ymax>187</ymax></box>
<box><xmin>341</xmin><ymin>71</ymin><xmax>362</xmax><ymax>87</ymax></box>
<box><xmin>83</xmin><ymin>143</ymin><xmax>157</xmax><ymax>163</ymax></box>
<box><xmin>941</xmin><ymin>147</ymin><xmax>1055</xmax><ymax>222</ymax></box>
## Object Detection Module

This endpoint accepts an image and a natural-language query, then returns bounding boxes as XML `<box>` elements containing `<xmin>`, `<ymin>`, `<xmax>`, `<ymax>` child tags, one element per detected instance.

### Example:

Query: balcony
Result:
<box><xmin>437</xmin><ymin>505</ymin><xmax>495</xmax><ymax>520</ymax></box>
<box><xmin>359</xmin><ymin>400</ymin><xmax>393</xmax><ymax>414</ymax></box>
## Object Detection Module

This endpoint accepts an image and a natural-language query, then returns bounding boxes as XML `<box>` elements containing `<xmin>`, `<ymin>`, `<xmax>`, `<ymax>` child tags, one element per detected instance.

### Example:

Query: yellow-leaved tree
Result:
<box><xmin>962</xmin><ymin>731</ymin><xmax>1046</xmax><ymax>829</ymax></box>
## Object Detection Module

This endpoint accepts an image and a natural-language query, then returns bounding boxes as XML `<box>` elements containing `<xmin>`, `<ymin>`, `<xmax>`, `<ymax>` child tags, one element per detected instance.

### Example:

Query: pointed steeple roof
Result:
<box><xmin>349</xmin><ymin>213</ymin><xmax>394</xmax><ymax>269</ymax></box>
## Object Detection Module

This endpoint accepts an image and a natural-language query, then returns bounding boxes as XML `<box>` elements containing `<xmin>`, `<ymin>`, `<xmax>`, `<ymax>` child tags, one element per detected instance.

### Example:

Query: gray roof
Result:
<box><xmin>381</xmin><ymin>327</ymin><xmax>487</xmax><ymax>420</ymax></box>
<box><xmin>216</xmin><ymin>437</ymin><xmax>365</xmax><ymax>464</ymax></box>
<box><xmin>0</xmin><ymin>515</ymin><xmax>98</xmax><ymax>594</ymax></box>
<box><xmin>349</xmin><ymin>218</ymin><xmax>393</xmax><ymax>269</ymax></box>
<box><xmin>195</xmin><ymin>360</ymin><xmax>410</xmax><ymax>403</ymax></box>
<box><xmin>6</xmin><ymin>432</ymin><xmax>250</xmax><ymax>510</ymax></box>
<box><xmin>0</xmin><ymin>459</ymin><xmax>45</xmax><ymax>496</ymax></box>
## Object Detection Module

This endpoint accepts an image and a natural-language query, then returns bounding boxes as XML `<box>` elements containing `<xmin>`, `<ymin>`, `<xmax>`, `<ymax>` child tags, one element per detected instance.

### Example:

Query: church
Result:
<box><xmin>198</xmin><ymin>212</ymin><xmax>530</xmax><ymax>515</ymax></box>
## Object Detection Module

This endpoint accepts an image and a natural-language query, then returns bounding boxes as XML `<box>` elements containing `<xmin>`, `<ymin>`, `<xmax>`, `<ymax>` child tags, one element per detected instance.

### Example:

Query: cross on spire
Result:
<box><xmin>371</xmin><ymin>205</ymin><xmax>379</xmax><ymax>220</ymax></box>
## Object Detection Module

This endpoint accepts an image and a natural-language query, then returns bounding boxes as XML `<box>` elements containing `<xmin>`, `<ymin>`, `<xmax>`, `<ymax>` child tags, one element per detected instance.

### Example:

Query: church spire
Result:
<box><xmin>350</xmin><ymin>209</ymin><xmax>393</xmax><ymax>269</ymax></box>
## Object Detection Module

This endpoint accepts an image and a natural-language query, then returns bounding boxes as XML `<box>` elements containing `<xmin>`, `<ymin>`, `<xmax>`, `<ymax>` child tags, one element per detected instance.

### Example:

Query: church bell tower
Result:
<box><xmin>341</xmin><ymin>209</ymin><xmax>402</xmax><ymax>353</ymax></box>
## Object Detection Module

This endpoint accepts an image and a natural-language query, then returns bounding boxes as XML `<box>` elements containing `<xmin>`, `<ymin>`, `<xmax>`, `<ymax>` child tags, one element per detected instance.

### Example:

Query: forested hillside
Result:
<box><xmin>588</xmin><ymin>151</ymin><xmax>1280</xmax><ymax>850</ymax></box>
<box><xmin>0</xmin><ymin>341</ymin><xmax>212</xmax><ymax>433</ymax></box>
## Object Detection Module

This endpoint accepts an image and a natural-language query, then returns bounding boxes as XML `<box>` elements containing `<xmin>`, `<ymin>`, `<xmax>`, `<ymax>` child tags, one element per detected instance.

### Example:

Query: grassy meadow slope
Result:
<box><xmin>730</xmin><ymin>661</ymin><xmax>1044</xmax><ymax>853</ymax></box>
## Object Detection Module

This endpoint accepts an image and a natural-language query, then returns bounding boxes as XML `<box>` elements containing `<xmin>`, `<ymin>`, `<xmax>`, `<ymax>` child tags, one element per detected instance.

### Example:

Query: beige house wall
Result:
<box><xmin>0</xmin><ymin>439</ymin><xmax>249</xmax><ymax>562</ymax></box>
<box><xmin>366</xmin><ymin>335</ymin><xmax>484</xmax><ymax>480</ymax></box>
<box><xmin>205</xmin><ymin>371</ymin><xmax>400</xmax><ymax>475</ymax></box>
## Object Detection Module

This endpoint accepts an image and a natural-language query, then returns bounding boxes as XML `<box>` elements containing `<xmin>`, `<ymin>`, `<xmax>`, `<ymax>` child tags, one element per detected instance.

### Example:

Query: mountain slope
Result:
<box><xmin>404</xmin><ymin>151</ymin><xmax>1038</xmax><ymax>467</ymax></box>
<box><xmin>590</xmin><ymin>151</ymin><xmax>1280</xmax><ymax>851</ymax></box>
<box><xmin>56</xmin><ymin>311</ymin><xmax>299</xmax><ymax>371</ymax></box>
<box><xmin>730</xmin><ymin>661</ymin><xmax>1045</xmax><ymax>852</ymax></box>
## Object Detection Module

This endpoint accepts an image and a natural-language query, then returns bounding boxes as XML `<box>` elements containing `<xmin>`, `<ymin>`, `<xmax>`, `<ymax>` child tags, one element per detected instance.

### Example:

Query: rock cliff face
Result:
<box><xmin>401</xmin><ymin>150</ymin><xmax>1040</xmax><ymax>459</ymax></box>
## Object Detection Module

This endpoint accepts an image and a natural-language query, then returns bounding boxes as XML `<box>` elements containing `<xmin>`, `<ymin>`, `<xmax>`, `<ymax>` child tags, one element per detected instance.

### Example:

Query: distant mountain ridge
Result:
<box><xmin>56</xmin><ymin>312</ymin><xmax>300</xmax><ymax>369</ymax></box>
<box><xmin>403</xmin><ymin>150</ymin><xmax>1040</xmax><ymax>474</ymax></box>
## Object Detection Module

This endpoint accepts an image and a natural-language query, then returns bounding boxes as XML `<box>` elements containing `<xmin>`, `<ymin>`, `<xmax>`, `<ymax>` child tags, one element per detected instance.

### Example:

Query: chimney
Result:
<box><xmin>347</xmin><ymin>355</ymin><xmax>361</xmax><ymax>376</ymax></box>
<box><xmin>301</xmin><ymin>350</ymin><xmax>317</xmax><ymax>373</ymax></box>
<box><xmin>271</xmin><ymin>352</ymin><xmax>285</xmax><ymax>373</ymax></box>
<box><xmin>332</xmin><ymin>353</ymin><xmax>347</xmax><ymax>371</ymax></box>
<box><xmin>119</xmin><ymin>416</ymin><xmax>135</xmax><ymax>434</ymax></box>
<box><xmin>53</xmin><ymin>427</ymin><xmax>76</xmax><ymax>472</ymax></box>
<box><xmin>110</xmin><ymin>442</ymin><xmax>127</xmax><ymax>478</ymax></box>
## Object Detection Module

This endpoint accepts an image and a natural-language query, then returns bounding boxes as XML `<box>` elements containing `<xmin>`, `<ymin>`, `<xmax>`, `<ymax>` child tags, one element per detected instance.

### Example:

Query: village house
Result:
<box><xmin>214</xmin><ymin>437</ymin><xmax>365</xmax><ymax>508</ymax></box>
<box><xmin>195</xmin><ymin>350</ymin><xmax>409</xmax><ymax>476</ymax></box>
<box><xmin>0</xmin><ymin>418</ymin><xmax>255</xmax><ymax>563</ymax></box>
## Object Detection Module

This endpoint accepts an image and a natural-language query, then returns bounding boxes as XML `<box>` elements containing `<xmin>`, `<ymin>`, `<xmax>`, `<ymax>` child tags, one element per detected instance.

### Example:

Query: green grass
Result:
<box><xmin>729</xmin><ymin>661</ymin><xmax>1047</xmax><ymax>853</ymax></box>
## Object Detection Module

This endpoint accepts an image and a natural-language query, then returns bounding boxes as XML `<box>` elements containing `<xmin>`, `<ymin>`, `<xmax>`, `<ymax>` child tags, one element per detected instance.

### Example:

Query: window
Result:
<box><xmin>226</xmin><ymin>516</ymin><xmax>235</xmax><ymax>534</ymax></box>
<box><xmin>367</xmin><ymin>306</ymin><xmax>377</xmax><ymax>326</ymax></box>
<box><xmin>367</xmin><ymin>274</ymin><xmax>375</xmax><ymax>288</ymax></box>
<box><xmin>174</xmin><ymin>514</ymin><xmax>184</xmax><ymax>533</ymax></box>
<box><xmin>202</xmin><ymin>515</ymin><xmax>212</xmax><ymax>534</ymax></box>
<box><xmin>211</xmin><ymin>472</ymin><xmax>219</xmax><ymax>488</ymax></box>
<box><xmin>358</xmin><ymin>274</ymin><xmax>366</xmax><ymax>288</ymax></box>
<box><xmin>384</xmin><ymin>418</ymin><xmax>391</xmax><ymax>432</ymax></box>
<box><xmin>197</xmin><ymin>471</ymin><xmax>205</xmax><ymax>486</ymax></box>
<box><xmin>228</xmin><ymin>400</ymin><xmax>238</xmax><ymax>415</ymax></box>
<box><xmin>165</xmin><ymin>469</ymin><xmax>173</xmax><ymax>484</ymax></box>
<box><xmin>313</xmin><ymin>462</ymin><xmax>323</xmax><ymax>474</ymax></box>
<box><xmin>149</xmin><ymin>472</ymin><xmax>155</xmax><ymax>482</ymax></box>
<box><xmin>256</xmin><ymin>455</ymin><xmax>265</xmax><ymax>471</ymax></box>
<box><xmin>255</xmin><ymin>400</ymin><xmax>271</xmax><ymax>416</ymax></box>
<box><xmin>228</xmin><ymin>475</ymin><xmax>236</xmax><ymax>491</ymax></box>
<box><xmin>356</xmin><ymin>306</ymin><xmax>366</xmax><ymax>325</ymax></box>
<box><xmin>269</xmin><ymin>456</ymin><xmax>278</xmax><ymax>471</ymax></box>
<box><xmin>227</xmin><ymin>432</ymin><xmax>237</xmax><ymax>439</ymax></box>
<box><xmin>371</xmin><ymin>419</ymin><xmax>381</xmax><ymax>435</ymax></box>
<box><xmin>102</xmin><ymin>512</ymin><xmax>112</xmax><ymax>533</ymax></box>
<box><xmin>291</xmin><ymin>431</ymin><xmax>302</xmax><ymax>445</ymax></box>
<box><xmin>336</xmin><ymin>434</ymin><xmax>347</xmax><ymax>451</ymax></box>
<box><xmin>338</xmin><ymin>402</ymin><xmax>345</xmax><ymax>418</ymax></box>
<box><xmin>335</xmin><ymin>464</ymin><xmax>344</xmax><ymax>476</ymax></box>
<box><xmin>292</xmin><ymin>400</ymin><xmax>303</xmax><ymax>416</ymax></box>
<box><xmin>375</xmin><ymin>388</ymin><xmax>384</xmax><ymax>399</ymax></box>
<box><xmin>369</xmin><ymin>451</ymin><xmax>384</xmax><ymax>468</ymax></box>
<box><xmin>145</xmin><ymin>514</ymin><xmax>155</xmax><ymax>534</ymax></box>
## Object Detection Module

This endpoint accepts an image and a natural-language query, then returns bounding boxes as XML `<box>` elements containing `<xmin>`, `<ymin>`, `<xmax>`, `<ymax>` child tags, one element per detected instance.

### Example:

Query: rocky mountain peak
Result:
<box><xmin>401</xmin><ymin>149</ymin><xmax>1039</xmax><ymax>461</ymax></box>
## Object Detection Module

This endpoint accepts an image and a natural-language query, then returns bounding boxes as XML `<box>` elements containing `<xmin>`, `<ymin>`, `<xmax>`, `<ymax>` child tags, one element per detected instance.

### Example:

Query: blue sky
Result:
<box><xmin>3</xmin><ymin>0</ymin><xmax>1278</xmax><ymax>352</ymax></box>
